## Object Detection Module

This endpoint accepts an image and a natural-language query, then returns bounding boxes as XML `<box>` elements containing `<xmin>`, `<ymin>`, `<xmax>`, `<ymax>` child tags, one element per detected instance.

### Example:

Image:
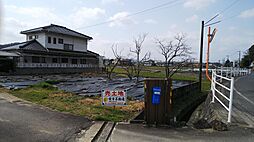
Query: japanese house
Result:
<box><xmin>0</xmin><ymin>24</ymin><xmax>103</xmax><ymax>74</ymax></box>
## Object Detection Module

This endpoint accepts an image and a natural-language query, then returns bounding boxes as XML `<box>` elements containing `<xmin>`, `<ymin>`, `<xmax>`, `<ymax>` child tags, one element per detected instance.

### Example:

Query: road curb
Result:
<box><xmin>76</xmin><ymin>121</ymin><xmax>105</xmax><ymax>142</ymax></box>
<box><xmin>0</xmin><ymin>92</ymin><xmax>29</xmax><ymax>103</ymax></box>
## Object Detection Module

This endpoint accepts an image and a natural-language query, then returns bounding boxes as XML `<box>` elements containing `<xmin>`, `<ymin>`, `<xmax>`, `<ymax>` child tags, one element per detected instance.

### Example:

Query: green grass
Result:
<box><xmin>10</xmin><ymin>82</ymin><xmax>141</xmax><ymax>122</ymax></box>
<box><xmin>113</xmin><ymin>66</ymin><xmax>210</xmax><ymax>92</ymax></box>
<box><xmin>6</xmin><ymin>67</ymin><xmax>211</xmax><ymax>122</ymax></box>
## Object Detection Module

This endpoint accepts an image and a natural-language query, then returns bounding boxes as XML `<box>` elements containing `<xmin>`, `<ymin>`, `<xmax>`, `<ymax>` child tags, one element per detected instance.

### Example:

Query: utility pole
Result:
<box><xmin>238</xmin><ymin>51</ymin><xmax>241</xmax><ymax>67</ymax></box>
<box><xmin>205</xmin><ymin>27</ymin><xmax>217</xmax><ymax>81</ymax></box>
<box><xmin>199</xmin><ymin>15</ymin><xmax>220</xmax><ymax>92</ymax></box>
<box><xmin>199</xmin><ymin>21</ymin><xmax>204</xmax><ymax>92</ymax></box>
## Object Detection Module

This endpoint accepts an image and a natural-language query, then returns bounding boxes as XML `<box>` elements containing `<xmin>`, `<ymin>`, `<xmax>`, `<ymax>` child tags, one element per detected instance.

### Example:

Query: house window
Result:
<box><xmin>32</xmin><ymin>56</ymin><xmax>40</xmax><ymax>63</ymax></box>
<box><xmin>71</xmin><ymin>59</ymin><xmax>78</xmax><ymax>64</ymax></box>
<box><xmin>48</xmin><ymin>37</ymin><xmax>51</xmax><ymax>43</ymax></box>
<box><xmin>29</xmin><ymin>36</ymin><xmax>33</xmax><ymax>40</ymax></box>
<box><xmin>64</xmin><ymin>44</ymin><xmax>74</xmax><ymax>51</ymax></box>
<box><xmin>24</xmin><ymin>57</ymin><xmax>29</xmax><ymax>63</ymax></box>
<box><xmin>28</xmin><ymin>35</ymin><xmax>38</xmax><ymax>40</ymax></box>
<box><xmin>58</xmin><ymin>38</ymin><xmax>63</xmax><ymax>44</ymax></box>
<box><xmin>41</xmin><ymin>57</ymin><xmax>46</xmax><ymax>63</ymax></box>
<box><xmin>61</xmin><ymin>58</ymin><xmax>68</xmax><ymax>63</ymax></box>
<box><xmin>53</xmin><ymin>38</ymin><xmax>56</xmax><ymax>44</ymax></box>
<box><xmin>52</xmin><ymin>58</ymin><xmax>58</xmax><ymax>63</ymax></box>
<box><xmin>80</xmin><ymin>59</ymin><xmax>86</xmax><ymax>64</ymax></box>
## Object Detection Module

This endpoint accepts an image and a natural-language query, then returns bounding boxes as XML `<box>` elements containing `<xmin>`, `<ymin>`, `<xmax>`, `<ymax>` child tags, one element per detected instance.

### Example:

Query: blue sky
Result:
<box><xmin>0</xmin><ymin>0</ymin><xmax>253</xmax><ymax>62</ymax></box>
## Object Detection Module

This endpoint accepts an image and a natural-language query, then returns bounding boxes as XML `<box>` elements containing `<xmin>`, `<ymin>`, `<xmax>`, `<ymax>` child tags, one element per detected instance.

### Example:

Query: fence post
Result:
<box><xmin>230</xmin><ymin>67</ymin><xmax>232</xmax><ymax>77</ymax></box>
<box><xmin>211</xmin><ymin>70</ymin><xmax>215</xmax><ymax>103</ymax></box>
<box><xmin>220</xmin><ymin>66</ymin><xmax>223</xmax><ymax>82</ymax></box>
<box><xmin>225</xmin><ymin>68</ymin><xmax>228</xmax><ymax>78</ymax></box>
<box><xmin>228</xmin><ymin>77</ymin><xmax>234</xmax><ymax>123</ymax></box>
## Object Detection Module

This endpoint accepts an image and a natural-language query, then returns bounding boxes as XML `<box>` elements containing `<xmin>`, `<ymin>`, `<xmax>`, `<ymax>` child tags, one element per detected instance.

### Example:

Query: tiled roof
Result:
<box><xmin>0</xmin><ymin>51</ymin><xmax>19</xmax><ymax>57</ymax></box>
<box><xmin>0</xmin><ymin>42</ymin><xmax>28</xmax><ymax>50</ymax></box>
<box><xmin>0</xmin><ymin>40</ymin><xmax>48</xmax><ymax>51</ymax></box>
<box><xmin>0</xmin><ymin>42</ymin><xmax>22</xmax><ymax>49</ymax></box>
<box><xmin>1</xmin><ymin>40</ymin><xmax>99</xmax><ymax>58</ymax></box>
<box><xmin>47</xmin><ymin>48</ymin><xmax>98</xmax><ymax>57</ymax></box>
<box><xmin>20</xmin><ymin>24</ymin><xmax>93</xmax><ymax>40</ymax></box>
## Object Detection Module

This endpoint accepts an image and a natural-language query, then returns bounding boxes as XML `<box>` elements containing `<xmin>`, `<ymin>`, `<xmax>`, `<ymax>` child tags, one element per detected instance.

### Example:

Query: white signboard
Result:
<box><xmin>102</xmin><ymin>90</ymin><xmax>127</xmax><ymax>106</ymax></box>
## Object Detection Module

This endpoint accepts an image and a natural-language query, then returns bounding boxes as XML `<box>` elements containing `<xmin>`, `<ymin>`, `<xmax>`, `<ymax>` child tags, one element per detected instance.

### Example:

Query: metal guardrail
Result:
<box><xmin>211</xmin><ymin>67</ymin><xmax>251</xmax><ymax>123</ymax></box>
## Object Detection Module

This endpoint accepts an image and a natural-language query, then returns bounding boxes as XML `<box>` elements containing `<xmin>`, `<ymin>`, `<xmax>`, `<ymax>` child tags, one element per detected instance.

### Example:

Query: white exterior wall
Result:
<box><xmin>44</xmin><ymin>33</ymin><xmax>87</xmax><ymax>52</ymax></box>
<box><xmin>98</xmin><ymin>56</ymin><xmax>105</xmax><ymax>68</ymax></box>
<box><xmin>73</xmin><ymin>38</ymin><xmax>88</xmax><ymax>52</ymax></box>
<box><xmin>26</xmin><ymin>33</ymin><xmax>46</xmax><ymax>47</ymax></box>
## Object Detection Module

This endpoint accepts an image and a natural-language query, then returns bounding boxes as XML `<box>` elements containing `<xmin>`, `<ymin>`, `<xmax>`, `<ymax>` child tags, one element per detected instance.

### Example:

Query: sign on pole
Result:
<box><xmin>210</xmin><ymin>28</ymin><xmax>217</xmax><ymax>43</ymax></box>
<box><xmin>152</xmin><ymin>87</ymin><xmax>161</xmax><ymax>104</ymax></box>
<box><xmin>102</xmin><ymin>90</ymin><xmax>127</xmax><ymax>106</ymax></box>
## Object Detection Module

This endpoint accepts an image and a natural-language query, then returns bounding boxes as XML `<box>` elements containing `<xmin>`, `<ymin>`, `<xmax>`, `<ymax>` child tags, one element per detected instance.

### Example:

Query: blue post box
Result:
<box><xmin>152</xmin><ymin>87</ymin><xmax>161</xmax><ymax>104</ymax></box>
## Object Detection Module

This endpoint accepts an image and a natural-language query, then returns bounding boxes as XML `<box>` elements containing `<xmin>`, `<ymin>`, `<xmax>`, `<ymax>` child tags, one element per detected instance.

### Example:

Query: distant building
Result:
<box><xmin>119</xmin><ymin>59</ymin><xmax>133</xmax><ymax>66</ymax></box>
<box><xmin>250</xmin><ymin>61</ymin><xmax>254</xmax><ymax>70</ymax></box>
<box><xmin>143</xmin><ymin>60</ymin><xmax>156</xmax><ymax>66</ymax></box>
<box><xmin>0</xmin><ymin>24</ymin><xmax>102</xmax><ymax>74</ymax></box>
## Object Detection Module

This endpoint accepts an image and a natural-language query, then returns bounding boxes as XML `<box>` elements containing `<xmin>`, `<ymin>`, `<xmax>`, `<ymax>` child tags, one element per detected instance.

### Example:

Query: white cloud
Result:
<box><xmin>70</xmin><ymin>7</ymin><xmax>106</xmax><ymax>27</ymax></box>
<box><xmin>1</xmin><ymin>18</ymin><xmax>28</xmax><ymax>43</ymax></box>
<box><xmin>1</xmin><ymin>5</ymin><xmax>106</xmax><ymax>43</ymax></box>
<box><xmin>1</xmin><ymin>5</ymin><xmax>68</xmax><ymax>43</ymax></box>
<box><xmin>0</xmin><ymin>2</ymin><xmax>2</xmax><ymax>41</ymax></box>
<box><xmin>4</xmin><ymin>5</ymin><xmax>58</xmax><ymax>20</ymax></box>
<box><xmin>4</xmin><ymin>5</ymin><xmax>64</xmax><ymax>27</ymax></box>
<box><xmin>108</xmin><ymin>12</ymin><xmax>137</xmax><ymax>27</ymax></box>
<box><xmin>239</xmin><ymin>8</ymin><xmax>254</xmax><ymax>18</ymax></box>
<box><xmin>144</xmin><ymin>19</ymin><xmax>157</xmax><ymax>24</ymax></box>
<box><xmin>185</xmin><ymin>14</ymin><xmax>198</xmax><ymax>23</ymax></box>
<box><xmin>101</xmin><ymin>0</ymin><xmax>123</xmax><ymax>5</ymax></box>
<box><xmin>228</xmin><ymin>26</ymin><xmax>237</xmax><ymax>31</ymax></box>
<box><xmin>183</xmin><ymin>0</ymin><xmax>216</xmax><ymax>10</ymax></box>
<box><xmin>71</xmin><ymin>7</ymin><xmax>105</xmax><ymax>20</ymax></box>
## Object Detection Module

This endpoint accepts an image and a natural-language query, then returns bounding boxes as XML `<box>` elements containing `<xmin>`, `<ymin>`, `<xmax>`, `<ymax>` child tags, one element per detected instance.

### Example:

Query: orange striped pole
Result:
<box><xmin>206</xmin><ymin>27</ymin><xmax>212</xmax><ymax>81</ymax></box>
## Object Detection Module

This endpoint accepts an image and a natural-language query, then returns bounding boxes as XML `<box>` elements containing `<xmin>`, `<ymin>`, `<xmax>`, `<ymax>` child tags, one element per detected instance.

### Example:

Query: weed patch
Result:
<box><xmin>8</xmin><ymin>82</ymin><xmax>143</xmax><ymax>122</ymax></box>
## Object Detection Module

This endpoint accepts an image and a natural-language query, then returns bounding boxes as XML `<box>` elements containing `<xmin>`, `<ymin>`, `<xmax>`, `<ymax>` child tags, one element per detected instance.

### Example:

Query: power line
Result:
<box><xmin>205</xmin><ymin>0</ymin><xmax>240</xmax><ymax>26</ymax></box>
<box><xmin>205</xmin><ymin>20</ymin><xmax>221</xmax><ymax>27</ymax></box>
<box><xmin>218</xmin><ymin>0</ymin><xmax>240</xmax><ymax>15</ymax></box>
<box><xmin>205</xmin><ymin>14</ymin><xmax>219</xmax><ymax>25</ymax></box>
<box><xmin>220</xmin><ymin>13</ymin><xmax>239</xmax><ymax>22</ymax></box>
<box><xmin>75</xmin><ymin>0</ymin><xmax>183</xmax><ymax>30</ymax></box>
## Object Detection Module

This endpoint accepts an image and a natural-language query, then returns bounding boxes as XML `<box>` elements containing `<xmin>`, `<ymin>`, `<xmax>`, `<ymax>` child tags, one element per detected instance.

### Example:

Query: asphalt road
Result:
<box><xmin>0</xmin><ymin>95</ymin><xmax>91</xmax><ymax>142</ymax></box>
<box><xmin>110</xmin><ymin>123</ymin><xmax>254</xmax><ymax>142</ymax></box>
<box><xmin>234</xmin><ymin>73</ymin><xmax>254</xmax><ymax>117</ymax></box>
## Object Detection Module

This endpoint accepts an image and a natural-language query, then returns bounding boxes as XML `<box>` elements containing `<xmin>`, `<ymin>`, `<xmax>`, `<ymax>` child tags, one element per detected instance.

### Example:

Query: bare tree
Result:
<box><xmin>130</xmin><ymin>34</ymin><xmax>150</xmax><ymax>82</ymax></box>
<box><xmin>121</xmin><ymin>58</ymin><xmax>135</xmax><ymax>80</ymax></box>
<box><xmin>104</xmin><ymin>44</ymin><xmax>122</xmax><ymax>80</ymax></box>
<box><xmin>155</xmin><ymin>34</ymin><xmax>191</xmax><ymax>78</ymax></box>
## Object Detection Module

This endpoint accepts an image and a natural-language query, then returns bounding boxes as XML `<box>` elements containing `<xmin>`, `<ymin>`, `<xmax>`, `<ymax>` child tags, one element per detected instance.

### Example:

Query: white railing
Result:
<box><xmin>17</xmin><ymin>63</ymin><xmax>98</xmax><ymax>68</ymax></box>
<box><xmin>211</xmin><ymin>70</ymin><xmax>234</xmax><ymax>123</ymax></box>
<box><xmin>211</xmin><ymin>67</ymin><xmax>251</xmax><ymax>123</ymax></box>
<box><xmin>217</xmin><ymin>67</ymin><xmax>251</xmax><ymax>78</ymax></box>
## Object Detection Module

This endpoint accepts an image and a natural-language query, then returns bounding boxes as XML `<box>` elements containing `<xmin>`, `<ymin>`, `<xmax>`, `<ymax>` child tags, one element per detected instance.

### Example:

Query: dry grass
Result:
<box><xmin>116</xmin><ymin>101</ymin><xmax>144</xmax><ymax>112</ymax></box>
<box><xmin>78</xmin><ymin>98</ymin><xmax>101</xmax><ymax>106</ymax></box>
<box><xmin>49</xmin><ymin>92</ymin><xmax>73</xmax><ymax>97</ymax></box>
<box><xmin>0</xmin><ymin>87</ymin><xmax>10</xmax><ymax>93</ymax></box>
<box><xmin>5</xmin><ymin>82</ymin><xmax>143</xmax><ymax>122</ymax></box>
<box><xmin>78</xmin><ymin>97</ymin><xmax>144</xmax><ymax>112</ymax></box>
